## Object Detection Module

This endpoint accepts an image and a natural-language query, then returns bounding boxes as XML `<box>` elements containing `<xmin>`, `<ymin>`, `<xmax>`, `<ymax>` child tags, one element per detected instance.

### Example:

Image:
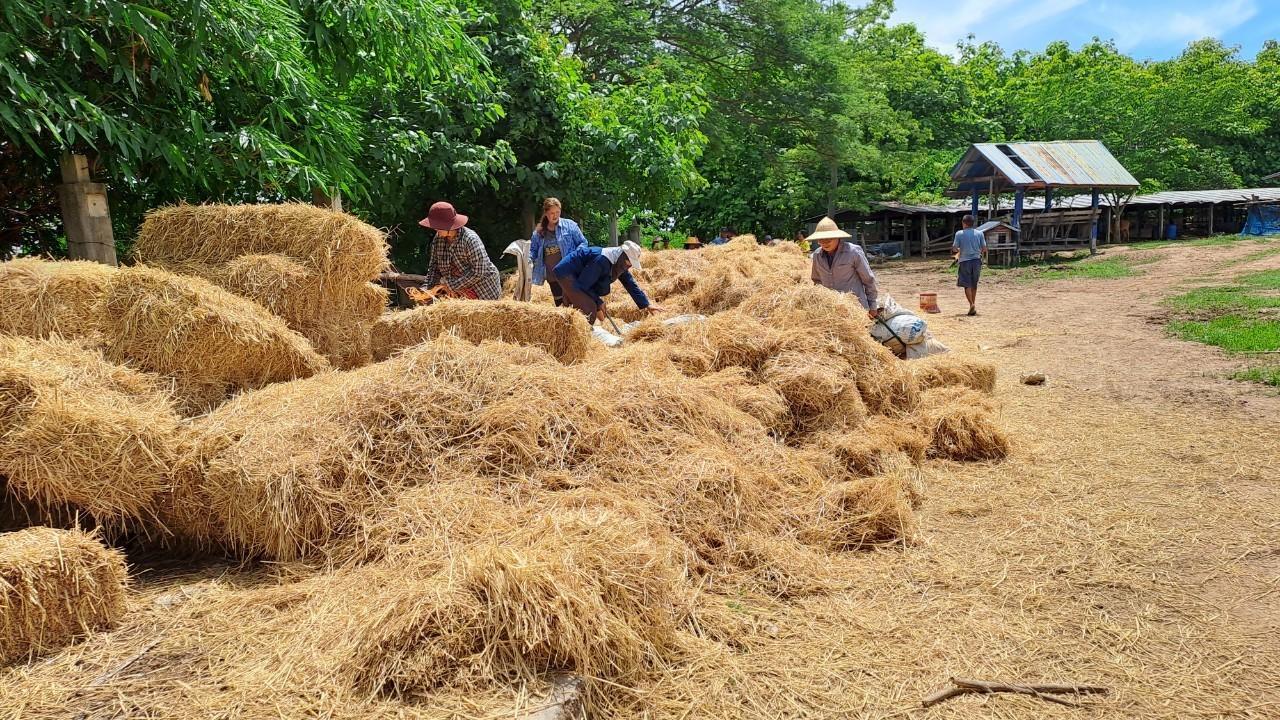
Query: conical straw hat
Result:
<box><xmin>807</xmin><ymin>217</ymin><xmax>851</xmax><ymax>241</ymax></box>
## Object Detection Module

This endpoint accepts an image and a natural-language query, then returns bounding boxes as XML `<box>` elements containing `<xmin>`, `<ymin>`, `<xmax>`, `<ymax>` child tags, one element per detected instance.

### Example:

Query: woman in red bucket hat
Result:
<box><xmin>418</xmin><ymin>201</ymin><xmax>501</xmax><ymax>300</ymax></box>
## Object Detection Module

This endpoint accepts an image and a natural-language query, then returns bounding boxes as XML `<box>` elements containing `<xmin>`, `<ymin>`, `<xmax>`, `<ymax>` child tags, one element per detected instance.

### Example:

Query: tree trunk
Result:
<box><xmin>826</xmin><ymin>161</ymin><xmax>838</xmax><ymax>217</ymax></box>
<box><xmin>608</xmin><ymin>210</ymin><xmax>619</xmax><ymax>246</ymax></box>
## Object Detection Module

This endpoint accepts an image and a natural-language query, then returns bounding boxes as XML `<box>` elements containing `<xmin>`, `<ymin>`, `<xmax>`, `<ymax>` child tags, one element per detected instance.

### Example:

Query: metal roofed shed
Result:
<box><xmin>949</xmin><ymin>141</ymin><xmax>1140</xmax><ymax>258</ymax></box>
<box><xmin>948</xmin><ymin>141</ymin><xmax>1139</xmax><ymax>197</ymax></box>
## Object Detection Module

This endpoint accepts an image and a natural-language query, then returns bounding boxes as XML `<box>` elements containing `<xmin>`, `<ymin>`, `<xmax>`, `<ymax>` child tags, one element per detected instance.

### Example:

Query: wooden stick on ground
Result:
<box><xmin>922</xmin><ymin>676</ymin><xmax>1109</xmax><ymax>708</ymax></box>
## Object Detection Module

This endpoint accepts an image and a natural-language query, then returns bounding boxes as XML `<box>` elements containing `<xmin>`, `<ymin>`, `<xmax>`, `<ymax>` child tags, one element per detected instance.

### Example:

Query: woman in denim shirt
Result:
<box><xmin>528</xmin><ymin>197</ymin><xmax>588</xmax><ymax>306</ymax></box>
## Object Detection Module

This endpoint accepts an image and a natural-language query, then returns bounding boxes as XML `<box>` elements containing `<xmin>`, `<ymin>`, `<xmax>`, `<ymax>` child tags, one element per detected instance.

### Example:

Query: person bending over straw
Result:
<box><xmin>808</xmin><ymin>216</ymin><xmax>882</xmax><ymax>319</ymax></box>
<box><xmin>553</xmin><ymin>241</ymin><xmax>665</xmax><ymax>323</ymax></box>
<box><xmin>418</xmin><ymin>201</ymin><xmax>501</xmax><ymax>300</ymax></box>
<box><xmin>528</xmin><ymin>197</ymin><xmax>588</xmax><ymax>307</ymax></box>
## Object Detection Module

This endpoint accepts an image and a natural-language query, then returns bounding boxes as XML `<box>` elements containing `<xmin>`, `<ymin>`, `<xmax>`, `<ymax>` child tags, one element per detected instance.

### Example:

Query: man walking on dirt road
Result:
<box><xmin>952</xmin><ymin>214</ymin><xmax>987</xmax><ymax>316</ymax></box>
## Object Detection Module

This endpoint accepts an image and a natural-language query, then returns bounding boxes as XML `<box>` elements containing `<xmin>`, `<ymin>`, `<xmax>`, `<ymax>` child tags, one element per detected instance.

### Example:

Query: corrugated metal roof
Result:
<box><xmin>948</xmin><ymin>141</ymin><xmax>1139</xmax><ymax>196</ymax></box>
<box><xmin>1127</xmin><ymin>187</ymin><xmax>1280</xmax><ymax>205</ymax></box>
<box><xmin>807</xmin><ymin>187</ymin><xmax>1280</xmax><ymax>223</ymax></box>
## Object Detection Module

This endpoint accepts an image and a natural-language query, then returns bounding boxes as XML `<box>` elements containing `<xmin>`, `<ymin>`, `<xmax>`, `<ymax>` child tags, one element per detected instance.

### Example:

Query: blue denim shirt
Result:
<box><xmin>529</xmin><ymin>217</ymin><xmax>589</xmax><ymax>285</ymax></box>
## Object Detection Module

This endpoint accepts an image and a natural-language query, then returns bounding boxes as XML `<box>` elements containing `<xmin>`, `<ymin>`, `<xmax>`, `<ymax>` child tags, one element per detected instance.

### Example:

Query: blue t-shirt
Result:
<box><xmin>952</xmin><ymin>228</ymin><xmax>986</xmax><ymax>262</ymax></box>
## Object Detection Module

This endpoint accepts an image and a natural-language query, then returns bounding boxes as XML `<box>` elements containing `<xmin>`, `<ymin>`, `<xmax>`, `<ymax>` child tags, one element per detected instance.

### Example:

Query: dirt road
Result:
<box><xmin>784</xmin><ymin>241</ymin><xmax>1280</xmax><ymax>718</ymax></box>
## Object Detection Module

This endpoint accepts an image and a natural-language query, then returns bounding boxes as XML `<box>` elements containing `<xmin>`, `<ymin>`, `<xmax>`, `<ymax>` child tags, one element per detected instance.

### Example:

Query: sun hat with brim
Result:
<box><xmin>807</xmin><ymin>216</ymin><xmax>851</xmax><ymax>241</ymax></box>
<box><xmin>419</xmin><ymin>201</ymin><xmax>468</xmax><ymax>231</ymax></box>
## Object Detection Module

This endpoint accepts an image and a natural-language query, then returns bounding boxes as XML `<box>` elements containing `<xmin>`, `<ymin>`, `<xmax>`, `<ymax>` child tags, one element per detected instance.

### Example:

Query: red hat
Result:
<box><xmin>419</xmin><ymin>201</ymin><xmax>468</xmax><ymax>231</ymax></box>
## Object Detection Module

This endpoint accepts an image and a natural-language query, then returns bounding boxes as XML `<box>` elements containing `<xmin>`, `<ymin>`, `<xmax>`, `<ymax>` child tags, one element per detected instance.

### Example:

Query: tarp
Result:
<box><xmin>1241</xmin><ymin>204</ymin><xmax>1280</xmax><ymax>237</ymax></box>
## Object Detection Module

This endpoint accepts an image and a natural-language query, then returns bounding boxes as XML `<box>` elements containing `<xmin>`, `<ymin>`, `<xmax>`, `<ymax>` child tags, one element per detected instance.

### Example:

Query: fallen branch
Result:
<box><xmin>922</xmin><ymin>676</ymin><xmax>1109</xmax><ymax>708</ymax></box>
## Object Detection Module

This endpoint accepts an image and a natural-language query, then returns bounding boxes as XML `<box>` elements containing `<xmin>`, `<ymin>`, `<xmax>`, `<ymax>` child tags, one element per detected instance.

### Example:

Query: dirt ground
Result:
<box><xmin>805</xmin><ymin>240</ymin><xmax>1280</xmax><ymax>718</ymax></box>
<box><xmin>4</xmin><ymin>241</ymin><xmax>1278</xmax><ymax>719</ymax></box>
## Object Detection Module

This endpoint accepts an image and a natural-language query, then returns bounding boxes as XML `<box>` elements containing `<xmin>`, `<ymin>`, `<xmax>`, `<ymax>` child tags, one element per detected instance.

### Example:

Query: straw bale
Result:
<box><xmin>98</xmin><ymin>265</ymin><xmax>330</xmax><ymax>413</ymax></box>
<box><xmin>809</xmin><ymin>416</ymin><xmax>929</xmax><ymax>478</ymax></box>
<box><xmin>0</xmin><ymin>258</ymin><xmax>115</xmax><ymax>342</ymax></box>
<box><xmin>0</xmin><ymin>527</ymin><xmax>127</xmax><ymax>664</ymax></box>
<box><xmin>662</xmin><ymin>312</ymin><xmax>783</xmax><ymax>373</ymax></box>
<box><xmin>340</xmin><ymin>509</ymin><xmax>689</xmax><ymax>700</ymax></box>
<box><xmin>696</xmin><ymin>368</ymin><xmax>790</xmax><ymax>435</ymax></box>
<box><xmin>133</xmin><ymin>203</ymin><xmax>388</xmax><ymax>284</ymax></box>
<box><xmin>916</xmin><ymin>387</ymin><xmax>1010</xmax><ymax>461</ymax></box>
<box><xmin>908</xmin><ymin>353</ymin><xmax>996</xmax><ymax>394</ymax></box>
<box><xmin>799</xmin><ymin>464</ymin><xmax>918</xmax><ymax>551</ymax></box>
<box><xmin>168</xmin><ymin>254</ymin><xmax>387</xmax><ymax>370</ymax></box>
<box><xmin>760</xmin><ymin>351</ymin><xmax>867</xmax><ymax>435</ymax></box>
<box><xmin>370</xmin><ymin>300</ymin><xmax>592</xmax><ymax>364</ymax></box>
<box><xmin>0</xmin><ymin>336</ymin><xmax>180</xmax><ymax>527</ymax></box>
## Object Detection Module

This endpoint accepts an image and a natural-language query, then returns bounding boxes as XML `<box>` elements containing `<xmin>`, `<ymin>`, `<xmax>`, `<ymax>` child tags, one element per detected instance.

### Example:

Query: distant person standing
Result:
<box><xmin>951</xmin><ymin>214</ymin><xmax>987</xmax><ymax>316</ymax></box>
<box><xmin>528</xmin><ymin>197</ymin><xmax>588</xmax><ymax>307</ymax></box>
<box><xmin>711</xmin><ymin>227</ymin><xmax>733</xmax><ymax>245</ymax></box>
<box><xmin>794</xmin><ymin>230</ymin><xmax>811</xmax><ymax>253</ymax></box>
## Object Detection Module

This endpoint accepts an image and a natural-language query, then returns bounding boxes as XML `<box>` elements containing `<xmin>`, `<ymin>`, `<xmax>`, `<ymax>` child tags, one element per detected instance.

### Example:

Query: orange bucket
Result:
<box><xmin>919</xmin><ymin>292</ymin><xmax>940</xmax><ymax>314</ymax></box>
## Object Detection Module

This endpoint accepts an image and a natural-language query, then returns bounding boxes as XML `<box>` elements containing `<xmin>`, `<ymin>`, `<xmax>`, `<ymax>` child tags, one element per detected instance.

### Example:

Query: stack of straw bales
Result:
<box><xmin>0</xmin><ymin>527</ymin><xmax>127</xmax><ymax>664</ymax></box>
<box><xmin>0</xmin><ymin>258</ymin><xmax>330</xmax><ymax>414</ymax></box>
<box><xmin>0</xmin><ymin>235</ymin><xmax>1014</xmax><ymax>716</ymax></box>
<box><xmin>370</xmin><ymin>300</ymin><xmax>593</xmax><ymax>363</ymax></box>
<box><xmin>132</xmin><ymin>203</ymin><xmax>390</xmax><ymax>369</ymax></box>
<box><xmin>0</xmin><ymin>336</ymin><xmax>181</xmax><ymax>529</ymax></box>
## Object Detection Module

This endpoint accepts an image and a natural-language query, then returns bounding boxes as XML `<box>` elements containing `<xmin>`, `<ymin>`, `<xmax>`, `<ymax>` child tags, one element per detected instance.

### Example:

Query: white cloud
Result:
<box><xmin>1091</xmin><ymin>0</ymin><xmax>1259</xmax><ymax>51</ymax></box>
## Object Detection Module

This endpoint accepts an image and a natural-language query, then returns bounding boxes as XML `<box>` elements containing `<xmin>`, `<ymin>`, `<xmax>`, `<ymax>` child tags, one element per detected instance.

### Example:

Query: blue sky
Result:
<box><xmin>888</xmin><ymin>0</ymin><xmax>1280</xmax><ymax>60</ymax></box>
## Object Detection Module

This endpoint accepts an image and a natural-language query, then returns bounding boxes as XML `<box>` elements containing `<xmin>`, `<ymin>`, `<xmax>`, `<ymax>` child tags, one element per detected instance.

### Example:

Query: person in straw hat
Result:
<box><xmin>420</xmin><ymin>201</ymin><xmax>501</xmax><ymax>300</ymax></box>
<box><xmin>553</xmin><ymin>241</ymin><xmax>665</xmax><ymax>323</ymax></box>
<box><xmin>808</xmin><ymin>216</ymin><xmax>882</xmax><ymax>318</ymax></box>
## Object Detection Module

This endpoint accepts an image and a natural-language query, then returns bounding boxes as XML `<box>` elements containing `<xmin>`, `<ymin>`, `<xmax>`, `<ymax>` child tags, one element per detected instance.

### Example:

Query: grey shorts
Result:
<box><xmin>957</xmin><ymin>259</ymin><xmax>982</xmax><ymax>288</ymax></box>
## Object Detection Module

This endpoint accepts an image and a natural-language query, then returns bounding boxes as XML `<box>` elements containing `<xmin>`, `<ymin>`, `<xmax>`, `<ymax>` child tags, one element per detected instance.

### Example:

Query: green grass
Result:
<box><xmin>1131</xmin><ymin>234</ymin><xmax>1270</xmax><ymax>250</ymax></box>
<box><xmin>1240</xmin><ymin>268</ymin><xmax>1280</xmax><ymax>289</ymax></box>
<box><xmin>989</xmin><ymin>249</ymin><xmax>1161</xmax><ymax>282</ymax></box>
<box><xmin>1165</xmin><ymin>264</ymin><xmax>1280</xmax><ymax>388</ymax></box>
<box><xmin>1232</xmin><ymin>365</ymin><xmax>1280</xmax><ymax>387</ymax></box>
<box><xmin>1032</xmin><ymin>257</ymin><xmax>1138</xmax><ymax>280</ymax></box>
<box><xmin>1164</xmin><ymin>286</ymin><xmax>1280</xmax><ymax>314</ymax></box>
<box><xmin>1167</xmin><ymin>316</ymin><xmax>1280</xmax><ymax>352</ymax></box>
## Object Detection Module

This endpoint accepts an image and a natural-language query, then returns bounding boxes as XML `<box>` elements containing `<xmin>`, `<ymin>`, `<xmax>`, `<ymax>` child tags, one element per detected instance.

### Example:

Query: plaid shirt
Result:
<box><xmin>424</xmin><ymin>226</ymin><xmax>501</xmax><ymax>300</ymax></box>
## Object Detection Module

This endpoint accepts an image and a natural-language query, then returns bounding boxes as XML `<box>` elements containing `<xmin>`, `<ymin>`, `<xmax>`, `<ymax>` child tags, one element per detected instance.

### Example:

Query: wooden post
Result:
<box><xmin>1208</xmin><ymin>203</ymin><xmax>1215</xmax><ymax>235</ymax></box>
<box><xmin>1012</xmin><ymin>188</ymin><xmax>1025</xmax><ymax>251</ymax></box>
<box><xmin>970</xmin><ymin>187</ymin><xmax>980</xmax><ymax>219</ymax></box>
<box><xmin>1104</xmin><ymin>207</ymin><xmax>1112</xmax><ymax>244</ymax></box>
<box><xmin>1044</xmin><ymin>187</ymin><xmax>1053</xmax><ymax>210</ymax></box>
<box><xmin>1089</xmin><ymin>189</ymin><xmax>1100</xmax><ymax>254</ymax></box>
<box><xmin>1158</xmin><ymin>204</ymin><xmax>1166</xmax><ymax>239</ymax></box>
<box><xmin>987</xmin><ymin>178</ymin><xmax>995</xmax><ymax>220</ymax></box>
<box><xmin>57</xmin><ymin>153</ymin><xmax>117</xmax><ymax>266</ymax></box>
<box><xmin>919</xmin><ymin>216</ymin><xmax>928</xmax><ymax>258</ymax></box>
<box><xmin>311</xmin><ymin>188</ymin><xmax>342</xmax><ymax>212</ymax></box>
<box><xmin>520</xmin><ymin>195</ymin><xmax>536</xmax><ymax>240</ymax></box>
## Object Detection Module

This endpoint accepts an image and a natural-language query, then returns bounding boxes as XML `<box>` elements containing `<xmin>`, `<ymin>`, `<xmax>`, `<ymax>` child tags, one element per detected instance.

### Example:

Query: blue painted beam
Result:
<box><xmin>1090</xmin><ymin>189</ymin><xmax>1100</xmax><ymax>254</ymax></box>
<box><xmin>1044</xmin><ymin>187</ymin><xmax>1053</xmax><ymax>210</ymax></box>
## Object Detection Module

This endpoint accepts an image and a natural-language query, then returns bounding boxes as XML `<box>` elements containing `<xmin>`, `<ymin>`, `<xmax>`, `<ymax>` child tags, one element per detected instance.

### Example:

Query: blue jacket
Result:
<box><xmin>553</xmin><ymin>246</ymin><xmax>651</xmax><ymax>309</ymax></box>
<box><xmin>529</xmin><ymin>218</ymin><xmax>589</xmax><ymax>285</ymax></box>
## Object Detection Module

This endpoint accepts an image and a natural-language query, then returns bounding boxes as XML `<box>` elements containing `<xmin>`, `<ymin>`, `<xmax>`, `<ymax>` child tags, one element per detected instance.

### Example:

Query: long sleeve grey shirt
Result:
<box><xmin>810</xmin><ymin>241</ymin><xmax>879</xmax><ymax>310</ymax></box>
